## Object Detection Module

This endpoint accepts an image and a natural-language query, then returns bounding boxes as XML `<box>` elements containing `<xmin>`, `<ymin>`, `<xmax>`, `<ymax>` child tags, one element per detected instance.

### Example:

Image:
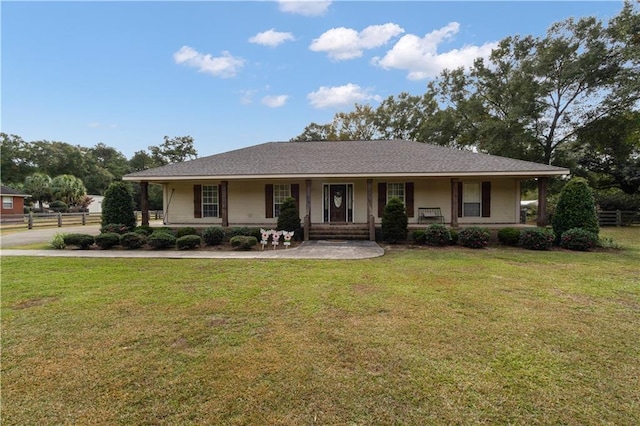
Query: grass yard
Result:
<box><xmin>1</xmin><ymin>228</ymin><xmax>639</xmax><ymax>424</ymax></box>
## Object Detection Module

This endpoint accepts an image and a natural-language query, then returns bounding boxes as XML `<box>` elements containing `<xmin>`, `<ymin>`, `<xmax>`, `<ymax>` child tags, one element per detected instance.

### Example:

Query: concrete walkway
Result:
<box><xmin>0</xmin><ymin>226</ymin><xmax>384</xmax><ymax>259</ymax></box>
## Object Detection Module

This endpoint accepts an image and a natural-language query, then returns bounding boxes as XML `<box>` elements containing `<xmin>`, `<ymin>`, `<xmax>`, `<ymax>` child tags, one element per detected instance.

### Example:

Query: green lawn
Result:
<box><xmin>1</xmin><ymin>228</ymin><xmax>639</xmax><ymax>425</ymax></box>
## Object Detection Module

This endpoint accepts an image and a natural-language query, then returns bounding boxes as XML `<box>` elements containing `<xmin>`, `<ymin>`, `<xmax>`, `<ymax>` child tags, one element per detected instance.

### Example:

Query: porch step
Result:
<box><xmin>308</xmin><ymin>224</ymin><xmax>370</xmax><ymax>240</ymax></box>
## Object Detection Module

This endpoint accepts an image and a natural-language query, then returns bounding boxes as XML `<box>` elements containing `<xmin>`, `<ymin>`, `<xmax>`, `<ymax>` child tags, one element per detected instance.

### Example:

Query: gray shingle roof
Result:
<box><xmin>0</xmin><ymin>185</ymin><xmax>30</xmax><ymax>196</ymax></box>
<box><xmin>124</xmin><ymin>140</ymin><xmax>569</xmax><ymax>180</ymax></box>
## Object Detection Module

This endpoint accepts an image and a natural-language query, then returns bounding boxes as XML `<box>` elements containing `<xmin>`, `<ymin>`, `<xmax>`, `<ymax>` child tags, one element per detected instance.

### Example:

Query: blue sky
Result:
<box><xmin>2</xmin><ymin>1</ymin><xmax>626</xmax><ymax>159</ymax></box>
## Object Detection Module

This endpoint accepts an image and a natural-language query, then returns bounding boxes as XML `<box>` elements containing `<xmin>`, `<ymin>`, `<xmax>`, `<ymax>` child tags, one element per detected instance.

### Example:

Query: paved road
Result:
<box><xmin>0</xmin><ymin>227</ymin><xmax>384</xmax><ymax>259</ymax></box>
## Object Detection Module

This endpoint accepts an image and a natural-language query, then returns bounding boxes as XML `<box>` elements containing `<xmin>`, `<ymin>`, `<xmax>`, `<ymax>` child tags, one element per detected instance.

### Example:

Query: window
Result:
<box><xmin>273</xmin><ymin>184</ymin><xmax>290</xmax><ymax>217</ymax></box>
<box><xmin>2</xmin><ymin>196</ymin><xmax>13</xmax><ymax>209</ymax></box>
<box><xmin>202</xmin><ymin>185</ymin><xmax>218</xmax><ymax>217</ymax></box>
<box><xmin>387</xmin><ymin>183</ymin><xmax>405</xmax><ymax>204</ymax></box>
<box><xmin>462</xmin><ymin>182</ymin><xmax>481</xmax><ymax>217</ymax></box>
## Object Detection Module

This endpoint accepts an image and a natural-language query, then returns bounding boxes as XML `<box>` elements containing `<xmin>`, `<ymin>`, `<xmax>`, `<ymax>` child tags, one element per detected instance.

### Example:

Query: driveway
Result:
<box><xmin>0</xmin><ymin>225</ymin><xmax>101</xmax><ymax>248</ymax></box>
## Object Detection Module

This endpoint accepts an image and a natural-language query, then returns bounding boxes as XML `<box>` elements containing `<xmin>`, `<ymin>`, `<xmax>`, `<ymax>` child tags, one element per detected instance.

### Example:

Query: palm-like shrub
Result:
<box><xmin>381</xmin><ymin>198</ymin><xmax>408</xmax><ymax>243</ymax></box>
<box><xmin>102</xmin><ymin>182</ymin><xmax>136</xmax><ymax>230</ymax></box>
<box><xmin>552</xmin><ymin>177</ymin><xmax>599</xmax><ymax>243</ymax></box>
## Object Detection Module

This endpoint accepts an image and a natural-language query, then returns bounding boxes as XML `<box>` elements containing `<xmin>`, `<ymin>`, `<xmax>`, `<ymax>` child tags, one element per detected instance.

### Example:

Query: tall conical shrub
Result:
<box><xmin>381</xmin><ymin>197</ymin><xmax>408</xmax><ymax>243</ymax></box>
<box><xmin>552</xmin><ymin>177</ymin><xmax>599</xmax><ymax>243</ymax></box>
<box><xmin>277</xmin><ymin>197</ymin><xmax>301</xmax><ymax>238</ymax></box>
<box><xmin>101</xmin><ymin>181</ymin><xmax>137</xmax><ymax>230</ymax></box>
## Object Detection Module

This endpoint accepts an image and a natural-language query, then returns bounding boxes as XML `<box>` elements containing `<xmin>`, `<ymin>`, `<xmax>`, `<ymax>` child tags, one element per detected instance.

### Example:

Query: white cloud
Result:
<box><xmin>310</xmin><ymin>23</ymin><xmax>404</xmax><ymax>61</ymax></box>
<box><xmin>278</xmin><ymin>0</ymin><xmax>331</xmax><ymax>16</ymax></box>
<box><xmin>262</xmin><ymin>95</ymin><xmax>289</xmax><ymax>108</ymax></box>
<box><xmin>372</xmin><ymin>22</ymin><xmax>498</xmax><ymax>80</ymax></box>
<box><xmin>173</xmin><ymin>46</ymin><xmax>244</xmax><ymax>78</ymax></box>
<box><xmin>307</xmin><ymin>83</ymin><xmax>381</xmax><ymax>109</ymax></box>
<box><xmin>249</xmin><ymin>29</ymin><xmax>295</xmax><ymax>47</ymax></box>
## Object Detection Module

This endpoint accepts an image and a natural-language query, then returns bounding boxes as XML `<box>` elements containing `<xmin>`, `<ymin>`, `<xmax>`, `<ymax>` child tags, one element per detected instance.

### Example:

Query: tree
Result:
<box><xmin>50</xmin><ymin>174</ymin><xmax>87</xmax><ymax>208</ymax></box>
<box><xmin>149</xmin><ymin>135</ymin><xmax>197</xmax><ymax>166</ymax></box>
<box><xmin>1</xmin><ymin>133</ymin><xmax>36</xmax><ymax>186</ymax></box>
<box><xmin>374</xmin><ymin>92</ymin><xmax>438</xmax><ymax>141</ymax></box>
<box><xmin>429</xmin><ymin>5</ymin><xmax>640</xmax><ymax>165</ymax></box>
<box><xmin>129</xmin><ymin>150</ymin><xmax>159</xmax><ymax>172</ymax></box>
<box><xmin>381</xmin><ymin>197</ymin><xmax>408</xmax><ymax>243</ymax></box>
<box><xmin>101</xmin><ymin>181</ymin><xmax>136</xmax><ymax>229</ymax></box>
<box><xmin>573</xmin><ymin>111</ymin><xmax>640</xmax><ymax>194</ymax></box>
<box><xmin>552</xmin><ymin>177</ymin><xmax>599</xmax><ymax>243</ymax></box>
<box><xmin>332</xmin><ymin>104</ymin><xmax>381</xmax><ymax>140</ymax></box>
<box><xmin>24</xmin><ymin>173</ymin><xmax>52</xmax><ymax>212</ymax></box>
<box><xmin>276</xmin><ymin>197</ymin><xmax>301</xmax><ymax>238</ymax></box>
<box><xmin>291</xmin><ymin>122</ymin><xmax>338</xmax><ymax>142</ymax></box>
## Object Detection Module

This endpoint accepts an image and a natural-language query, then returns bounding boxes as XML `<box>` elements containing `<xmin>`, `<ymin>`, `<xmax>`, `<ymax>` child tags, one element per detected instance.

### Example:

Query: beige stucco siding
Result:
<box><xmin>457</xmin><ymin>178</ymin><xmax>518</xmax><ymax>225</ymax></box>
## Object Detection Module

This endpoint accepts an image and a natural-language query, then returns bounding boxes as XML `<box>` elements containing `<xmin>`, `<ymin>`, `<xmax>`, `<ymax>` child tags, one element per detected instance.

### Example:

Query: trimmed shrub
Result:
<box><xmin>63</xmin><ymin>233</ymin><xmax>95</xmax><ymax>249</ymax></box>
<box><xmin>121</xmin><ymin>232</ymin><xmax>146</xmax><ymax>249</ymax></box>
<box><xmin>498</xmin><ymin>227</ymin><xmax>521</xmax><ymax>246</ymax></box>
<box><xmin>51</xmin><ymin>233</ymin><xmax>66</xmax><ymax>249</ymax></box>
<box><xmin>175</xmin><ymin>227</ymin><xmax>198</xmax><ymax>238</ymax></box>
<box><xmin>94</xmin><ymin>232</ymin><xmax>121</xmax><ymax>249</ymax></box>
<box><xmin>101</xmin><ymin>223</ymin><xmax>129</xmax><ymax>235</ymax></box>
<box><xmin>424</xmin><ymin>224</ymin><xmax>452</xmax><ymax>246</ymax></box>
<box><xmin>148</xmin><ymin>231</ymin><xmax>176</xmax><ymax>249</ymax></box>
<box><xmin>49</xmin><ymin>200</ymin><xmax>68</xmax><ymax>213</ymax></box>
<box><xmin>412</xmin><ymin>230</ymin><xmax>426</xmax><ymax>245</ymax></box>
<box><xmin>458</xmin><ymin>227</ymin><xmax>490</xmax><ymax>249</ymax></box>
<box><xmin>202</xmin><ymin>227</ymin><xmax>225</xmax><ymax>246</ymax></box>
<box><xmin>226</xmin><ymin>227</ymin><xmax>261</xmax><ymax>241</ymax></box>
<box><xmin>101</xmin><ymin>182</ymin><xmax>136</xmax><ymax>230</ymax></box>
<box><xmin>519</xmin><ymin>227</ymin><xmax>555</xmax><ymax>251</ymax></box>
<box><xmin>381</xmin><ymin>197</ymin><xmax>408</xmax><ymax>243</ymax></box>
<box><xmin>552</xmin><ymin>177</ymin><xmax>599</xmax><ymax>243</ymax></box>
<box><xmin>152</xmin><ymin>227</ymin><xmax>175</xmax><ymax>235</ymax></box>
<box><xmin>176</xmin><ymin>234</ymin><xmax>202</xmax><ymax>250</ymax></box>
<box><xmin>277</xmin><ymin>197</ymin><xmax>302</xmax><ymax>239</ymax></box>
<box><xmin>134</xmin><ymin>225</ymin><xmax>153</xmax><ymax>236</ymax></box>
<box><xmin>230</xmin><ymin>235</ymin><xmax>257</xmax><ymax>250</ymax></box>
<box><xmin>560</xmin><ymin>228</ymin><xmax>599</xmax><ymax>251</ymax></box>
<box><xmin>449</xmin><ymin>229</ymin><xmax>458</xmax><ymax>245</ymax></box>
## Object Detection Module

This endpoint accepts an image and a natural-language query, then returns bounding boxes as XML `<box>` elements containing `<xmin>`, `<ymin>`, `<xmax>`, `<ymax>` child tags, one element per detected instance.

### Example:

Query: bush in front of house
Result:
<box><xmin>498</xmin><ymin>227</ymin><xmax>521</xmax><ymax>246</ymax></box>
<box><xmin>381</xmin><ymin>197</ymin><xmax>408</xmax><ymax>243</ymax></box>
<box><xmin>519</xmin><ymin>227</ymin><xmax>555</xmax><ymax>250</ymax></box>
<box><xmin>134</xmin><ymin>225</ymin><xmax>154</xmax><ymax>236</ymax></box>
<box><xmin>101</xmin><ymin>181</ymin><xmax>136</xmax><ymax>230</ymax></box>
<box><xmin>175</xmin><ymin>227</ymin><xmax>198</xmax><ymax>238</ymax></box>
<box><xmin>94</xmin><ymin>232</ymin><xmax>121</xmax><ymax>249</ymax></box>
<box><xmin>148</xmin><ymin>230</ymin><xmax>176</xmax><ymax>249</ymax></box>
<box><xmin>230</xmin><ymin>235</ymin><xmax>257</xmax><ymax>250</ymax></box>
<box><xmin>226</xmin><ymin>227</ymin><xmax>261</xmax><ymax>241</ymax></box>
<box><xmin>121</xmin><ymin>232</ymin><xmax>147</xmax><ymax>249</ymax></box>
<box><xmin>277</xmin><ymin>197</ymin><xmax>302</xmax><ymax>239</ymax></box>
<box><xmin>101</xmin><ymin>223</ymin><xmax>129</xmax><ymax>235</ymax></box>
<box><xmin>458</xmin><ymin>227</ymin><xmax>490</xmax><ymax>249</ymax></box>
<box><xmin>412</xmin><ymin>230</ymin><xmax>426</xmax><ymax>245</ymax></box>
<box><xmin>63</xmin><ymin>233</ymin><xmax>95</xmax><ymax>249</ymax></box>
<box><xmin>560</xmin><ymin>228</ymin><xmax>599</xmax><ymax>251</ymax></box>
<box><xmin>552</xmin><ymin>177</ymin><xmax>599</xmax><ymax>243</ymax></box>
<box><xmin>449</xmin><ymin>229</ymin><xmax>458</xmax><ymax>245</ymax></box>
<box><xmin>424</xmin><ymin>224</ymin><xmax>452</xmax><ymax>246</ymax></box>
<box><xmin>202</xmin><ymin>226</ymin><xmax>225</xmax><ymax>246</ymax></box>
<box><xmin>176</xmin><ymin>234</ymin><xmax>202</xmax><ymax>250</ymax></box>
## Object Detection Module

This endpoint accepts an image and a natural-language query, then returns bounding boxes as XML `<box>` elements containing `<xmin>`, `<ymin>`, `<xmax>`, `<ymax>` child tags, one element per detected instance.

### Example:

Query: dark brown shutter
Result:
<box><xmin>265</xmin><ymin>184</ymin><xmax>274</xmax><ymax>218</ymax></box>
<box><xmin>482</xmin><ymin>181</ymin><xmax>491</xmax><ymax>217</ymax></box>
<box><xmin>457</xmin><ymin>182</ymin><xmax>463</xmax><ymax>217</ymax></box>
<box><xmin>218</xmin><ymin>185</ymin><xmax>222</xmax><ymax>218</ymax></box>
<box><xmin>405</xmin><ymin>182</ymin><xmax>414</xmax><ymax>217</ymax></box>
<box><xmin>378</xmin><ymin>182</ymin><xmax>387</xmax><ymax>217</ymax></box>
<box><xmin>193</xmin><ymin>185</ymin><xmax>202</xmax><ymax>218</ymax></box>
<box><xmin>291</xmin><ymin>183</ymin><xmax>300</xmax><ymax>213</ymax></box>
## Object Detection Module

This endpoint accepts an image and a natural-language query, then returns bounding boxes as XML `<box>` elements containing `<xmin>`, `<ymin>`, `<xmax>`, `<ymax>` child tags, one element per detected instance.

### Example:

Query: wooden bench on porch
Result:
<box><xmin>418</xmin><ymin>207</ymin><xmax>444</xmax><ymax>224</ymax></box>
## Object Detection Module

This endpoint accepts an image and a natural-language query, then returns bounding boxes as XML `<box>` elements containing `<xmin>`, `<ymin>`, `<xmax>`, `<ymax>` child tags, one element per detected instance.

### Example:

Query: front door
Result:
<box><xmin>329</xmin><ymin>185</ymin><xmax>347</xmax><ymax>222</ymax></box>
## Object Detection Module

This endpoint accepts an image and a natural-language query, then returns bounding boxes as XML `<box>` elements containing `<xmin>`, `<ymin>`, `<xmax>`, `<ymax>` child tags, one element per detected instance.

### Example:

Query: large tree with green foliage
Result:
<box><xmin>149</xmin><ymin>135</ymin><xmax>198</xmax><ymax>166</ymax></box>
<box><xmin>50</xmin><ymin>174</ymin><xmax>87</xmax><ymax>208</ymax></box>
<box><xmin>23</xmin><ymin>173</ymin><xmax>52</xmax><ymax>212</ymax></box>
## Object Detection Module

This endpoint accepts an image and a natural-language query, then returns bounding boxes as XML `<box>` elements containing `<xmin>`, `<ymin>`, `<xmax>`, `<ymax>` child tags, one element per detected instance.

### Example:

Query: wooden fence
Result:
<box><xmin>597</xmin><ymin>210</ymin><xmax>640</xmax><ymax>227</ymax></box>
<box><xmin>0</xmin><ymin>211</ymin><xmax>163</xmax><ymax>230</ymax></box>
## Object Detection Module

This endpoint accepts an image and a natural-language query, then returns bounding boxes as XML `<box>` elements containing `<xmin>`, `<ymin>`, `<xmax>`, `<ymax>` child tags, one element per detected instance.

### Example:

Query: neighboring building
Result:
<box><xmin>123</xmin><ymin>140</ymin><xmax>569</xmax><ymax>240</ymax></box>
<box><xmin>0</xmin><ymin>186</ymin><xmax>30</xmax><ymax>216</ymax></box>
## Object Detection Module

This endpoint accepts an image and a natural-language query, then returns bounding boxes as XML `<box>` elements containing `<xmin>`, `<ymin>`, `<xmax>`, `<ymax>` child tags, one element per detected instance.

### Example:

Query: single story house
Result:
<box><xmin>123</xmin><ymin>140</ymin><xmax>569</xmax><ymax>240</ymax></box>
<box><xmin>0</xmin><ymin>185</ymin><xmax>30</xmax><ymax>216</ymax></box>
